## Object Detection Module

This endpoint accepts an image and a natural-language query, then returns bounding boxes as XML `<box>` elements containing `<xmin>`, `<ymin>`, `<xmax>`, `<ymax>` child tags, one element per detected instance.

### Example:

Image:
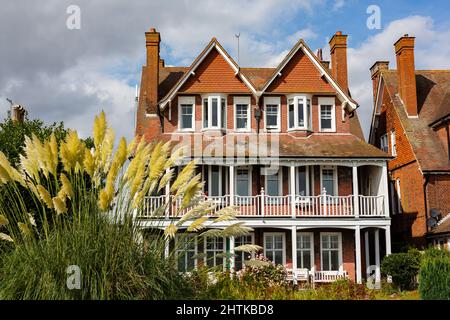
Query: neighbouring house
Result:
<box><xmin>369</xmin><ymin>35</ymin><xmax>450</xmax><ymax>250</ymax></box>
<box><xmin>136</xmin><ymin>28</ymin><xmax>392</xmax><ymax>284</ymax></box>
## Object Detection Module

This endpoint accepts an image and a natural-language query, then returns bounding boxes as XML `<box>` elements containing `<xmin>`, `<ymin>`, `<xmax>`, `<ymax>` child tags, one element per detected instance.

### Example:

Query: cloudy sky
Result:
<box><xmin>1</xmin><ymin>0</ymin><xmax>450</xmax><ymax>141</ymax></box>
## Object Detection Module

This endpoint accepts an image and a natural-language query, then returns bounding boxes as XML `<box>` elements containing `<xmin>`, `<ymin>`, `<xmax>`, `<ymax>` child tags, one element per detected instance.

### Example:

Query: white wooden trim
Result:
<box><xmin>297</xmin><ymin>231</ymin><xmax>315</xmax><ymax>271</ymax></box>
<box><xmin>355</xmin><ymin>226</ymin><xmax>362</xmax><ymax>284</ymax></box>
<box><xmin>320</xmin><ymin>232</ymin><xmax>343</xmax><ymax>272</ymax></box>
<box><xmin>287</xmin><ymin>94</ymin><xmax>312</xmax><ymax>131</ymax></box>
<box><xmin>233</xmin><ymin>96</ymin><xmax>251</xmax><ymax>132</ymax></box>
<box><xmin>263</xmin><ymin>96</ymin><xmax>281</xmax><ymax>132</ymax></box>
<box><xmin>175</xmin><ymin>234</ymin><xmax>198</xmax><ymax>271</ymax></box>
<box><xmin>263</xmin><ymin>232</ymin><xmax>286</xmax><ymax>265</ymax></box>
<box><xmin>201</xmin><ymin>94</ymin><xmax>227</xmax><ymax>130</ymax></box>
<box><xmin>178</xmin><ymin>96</ymin><xmax>196</xmax><ymax>132</ymax></box>
<box><xmin>203</xmin><ymin>236</ymin><xmax>226</xmax><ymax>271</ymax></box>
<box><xmin>318</xmin><ymin>97</ymin><xmax>336</xmax><ymax>132</ymax></box>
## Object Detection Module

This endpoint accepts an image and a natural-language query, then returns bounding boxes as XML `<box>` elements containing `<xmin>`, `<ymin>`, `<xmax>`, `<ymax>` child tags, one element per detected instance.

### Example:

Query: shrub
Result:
<box><xmin>381</xmin><ymin>249</ymin><xmax>422</xmax><ymax>290</ymax></box>
<box><xmin>419</xmin><ymin>248</ymin><xmax>450</xmax><ymax>300</ymax></box>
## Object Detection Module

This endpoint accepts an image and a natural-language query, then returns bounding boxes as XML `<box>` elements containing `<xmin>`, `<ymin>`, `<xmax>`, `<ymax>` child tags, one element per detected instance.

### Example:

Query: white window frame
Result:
<box><xmin>264</xmin><ymin>96</ymin><xmax>281</xmax><ymax>132</ymax></box>
<box><xmin>320</xmin><ymin>232</ymin><xmax>343</xmax><ymax>272</ymax></box>
<box><xmin>234</xmin><ymin>166</ymin><xmax>252</xmax><ymax>197</ymax></box>
<box><xmin>318</xmin><ymin>97</ymin><xmax>336</xmax><ymax>132</ymax></box>
<box><xmin>234</xmin><ymin>233</ymin><xmax>255</xmax><ymax>270</ymax></box>
<box><xmin>264</xmin><ymin>232</ymin><xmax>286</xmax><ymax>265</ymax></box>
<box><xmin>233</xmin><ymin>96</ymin><xmax>251</xmax><ymax>132</ymax></box>
<box><xmin>204</xmin><ymin>236</ymin><xmax>226</xmax><ymax>270</ymax></box>
<box><xmin>263</xmin><ymin>167</ymin><xmax>283</xmax><ymax>196</ymax></box>
<box><xmin>390</xmin><ymin>130</ymin><xmax>397</xmax><ymax>156</ymax></box>
<box><xmin>287</xmin><ymin>94</ymin><xmax>312</xmax><ymax>131</ymax></box>
<box><xmin>202</xmin><ymin>94</ymin><xmax>227</xmax><ymax>130</ymax></box>
<box><xmin>178</xmin><ymin>96</ymin><xmax>195</xmax><ymax>132</ymax></box>
<box><xmin>175</xmin><ymin>234</ymin><xmax>198</xmax><ymax>272</ymax></box>
<box><xmin>296</xmin><ymin>232</ymin><xmax>315</xmax><ymax>271</ymax></box>
<box><xmin>320</xmin><ymin>165</ymin><xmax>338</xmax><ymax>196</ymax></box>
<box><xmin>380</xmin><ymin>134</ymin><xmax>388</xmax><ymax>153</ymax></box>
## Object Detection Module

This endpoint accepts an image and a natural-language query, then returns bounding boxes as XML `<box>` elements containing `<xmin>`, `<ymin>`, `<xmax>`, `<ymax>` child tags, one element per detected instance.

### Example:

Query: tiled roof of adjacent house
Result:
<box><xmin>429</xmin><ymin>213</ymin><xmax>450</xmax><ymax>236</ymax></box>
<box><xmin>146</xmin><ymin>133</ymin><xmax>389</xmax><ymax>158</ymax></box>
<box><xmin>382</xmin><ymin>70</ymin><xmax>450</xmax><ymax>171</ymax></box>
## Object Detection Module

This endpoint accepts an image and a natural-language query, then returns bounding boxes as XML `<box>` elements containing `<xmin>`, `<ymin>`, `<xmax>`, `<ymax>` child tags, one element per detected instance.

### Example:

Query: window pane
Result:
<box><xmin>267</xmin><ymin>173</ymin><xmax>279</xmax><ymax>196</ymax></box>
<box><xmin>330</xmin><ymin>250</ymin><xmax>339</xmax><ymax>270</ymax></box>
<box><xmin>288</xmin><ymin>101</ymin><xmax>294</xmax><ymax>129</ymax></box>
<box><xmin>306</xmin><ymin>99</ymin><xmax>311</xmax><ymax>129</ymax></box>
<box><xmin>322</xmin><ymin>169</ymin><xmax>335</xmax><ymax>195</ymax></box>
<box><xmin>203</xmin><ymin>99</ymin><xmax>208</xmax><ymax>128</ymax></box>
<box><xmin>298</xmin><ymin>101</ymin><xmax>304</xmax><ymax>127</ymax></box>
<box><xmin>212</xmin><ymin>98</ymin><xmax>218</xmax><ymax>127</ymax></box>
<box><xmin>265</xmin><ymin>236</ymin><xmax>273</xmax><ymax>249</ymax></box>
<box><xmin>221</xmin><ymin>99</ymin><xmax>226</xmax><ymax>128</ymax></box>
<box><xmin>236</xmin><ymin>169</ymin><xmax>249</xmax><ymax>196</ymax></box>
<box><xmin>298</xmin><ymin>167</ymin><xmax>306</xmax><ymax>196</ymax></box>
<box><xmin>266</xmin><ymin>105</ymin><xmax>278</xmax><ymax>128</ymax></box>
<box><xmin>322</xmin><ymin>252</ymin><xmax>330</xmax><ymax>271</ymax></box>
<box><xmin>236</xmin><ymin>104</ymin><xmax>248</xmax><ymax>129</ymax></box>
<box><xmin>274</xmin><ymin>251</ymin><xmax>282</xmax><ymax>265</ymax></box>
<box><xmin>302</xmin><ymin>251</ymin><xmax>311</xmax><ymax>269</ymax></box>
<box><xmin>210</xmin><ymin>166</ymin><xmax>220</xmax><ymax>196</ymax></box>
<box><xmin>320</xmin><ymin>105</ymin><xmax>332</xmax><ymax>130</ymax></box>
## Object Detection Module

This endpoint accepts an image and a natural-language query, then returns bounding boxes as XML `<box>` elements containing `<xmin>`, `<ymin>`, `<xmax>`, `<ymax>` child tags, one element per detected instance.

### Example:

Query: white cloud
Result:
<box><xmin>346</xmin><ymin>15</ymin><xmax>450</xmax><ymax>138</ymax></box>
<box><xmin>333</xmin><ymin>0</ymin><xmax>346</xmax><ymax>11</ymax></box>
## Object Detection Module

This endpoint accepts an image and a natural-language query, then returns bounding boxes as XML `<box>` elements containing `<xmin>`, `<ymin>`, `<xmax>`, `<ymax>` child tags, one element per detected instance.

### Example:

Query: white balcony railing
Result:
<box><xmin>140</xmin><ymin>191</ymin><xmax>386</xmax><ymax>219</ymax></box>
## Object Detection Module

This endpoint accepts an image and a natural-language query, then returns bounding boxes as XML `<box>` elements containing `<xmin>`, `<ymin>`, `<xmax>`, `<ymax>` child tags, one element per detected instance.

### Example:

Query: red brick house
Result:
<box><xmin>369</xmin><ymin>35</ymin><xmax>450</xmax><ymax>250</ymax></box>
<box><xmin>136</xmin><ymin>28</ymin><xmax>392</xmax><ymax>284</ymax></box>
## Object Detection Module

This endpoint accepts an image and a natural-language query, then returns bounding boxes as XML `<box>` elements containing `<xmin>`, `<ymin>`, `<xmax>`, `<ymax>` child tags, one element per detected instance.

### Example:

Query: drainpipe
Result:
<box><xmin>423</xmin><ymin>174</ymin><xmax>430</xmax><ymax>237</ymax></box>
<box><xmin>254</xmin><ymin>95</ymin><xmax>261</xmax><ymax>134</ymax></box>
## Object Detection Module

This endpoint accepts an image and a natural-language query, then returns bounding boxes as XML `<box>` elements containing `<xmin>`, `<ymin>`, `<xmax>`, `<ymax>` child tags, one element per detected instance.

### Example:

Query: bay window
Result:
<box><xmin>288</xmin><ymin>95</ymin><xmax>312</xmax><ymax>130</ymax></box>
<box><xmin>264</xmin><ymin>97</ymin><xmax>280</xmax><ymax>131</ymax></box>
<box><xmin>320</xmin><ymin>233</ymin><xmax>342</xmax><ymax>271</ymax></box>
<box><xmin>203</xmin><ymin>95</ymin><xmax>226</xmax><ymax>129</ymax></box>
<box><xmin>178</xmin><ymin>96</ymin><xmax>195</xmax><ymax>131</ymax></box>
<box><xmin>319</xmin><ymin>97</ymin><xmax>336</xmax><ymax>132</ymax></box>
<box><xmin>234</xmin><ymin>96</ymin><xmax>251</xmax><ymax>131</ymax></box>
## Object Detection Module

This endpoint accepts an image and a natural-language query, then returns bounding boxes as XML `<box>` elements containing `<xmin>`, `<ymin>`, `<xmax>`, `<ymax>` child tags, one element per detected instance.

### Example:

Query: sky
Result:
<box><xmin>1</xmin><ymin>0</ymin><xmax>450</xmax><ymax>141</ymax></box>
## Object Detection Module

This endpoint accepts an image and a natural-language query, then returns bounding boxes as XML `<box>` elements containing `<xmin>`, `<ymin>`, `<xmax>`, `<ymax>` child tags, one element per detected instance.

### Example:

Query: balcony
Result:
<box><xmin>140</xmin><ymin>189</ymin><xmax>387</xmax><ymax>219</ymax></box>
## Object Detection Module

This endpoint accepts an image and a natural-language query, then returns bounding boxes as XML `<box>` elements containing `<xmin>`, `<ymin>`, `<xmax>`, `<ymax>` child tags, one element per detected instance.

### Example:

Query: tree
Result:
<box><xmin>0</xmin><ymin>112</ymin><xmax>93</xmax><ymax>167</ymax></box>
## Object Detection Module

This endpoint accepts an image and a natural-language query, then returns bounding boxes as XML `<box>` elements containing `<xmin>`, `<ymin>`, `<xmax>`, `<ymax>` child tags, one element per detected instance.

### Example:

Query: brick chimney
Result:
<box><xmin>145</xmin><ymin>28</ymin><xmax>161</xmax><ymax>114</ymax></box>
<box><xmin>370</xmin><ymin>61</ymin><xmax>389</xmax><ymax>105</ymax></box>
<box><xmin>329</xmin><ymin>31</ymin><xmax>349</xmax><ymax>92</ymax></box>
<box><xmin>394</xmin><ymin>35</ymin><xmax>418</xmax><ymax>116</ymax></box>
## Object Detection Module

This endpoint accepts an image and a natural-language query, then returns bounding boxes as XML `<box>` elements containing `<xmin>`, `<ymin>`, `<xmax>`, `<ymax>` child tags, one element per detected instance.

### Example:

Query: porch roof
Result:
<box><xmin>148</xmin><ymin>133</ymin><xmax>390</xmax><ymax>159</ymax></box>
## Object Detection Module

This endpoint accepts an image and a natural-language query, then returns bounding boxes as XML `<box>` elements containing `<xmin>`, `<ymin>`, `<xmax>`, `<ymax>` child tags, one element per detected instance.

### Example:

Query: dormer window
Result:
<box><xmin>288</xmin><ymin>95</ymin><xmax>312</xmax><ymax>130</ymax></box>
<box><xmin>202</xmin><ymin>95</ymin><xmax>226</xmax><ymax>130</ymax></box>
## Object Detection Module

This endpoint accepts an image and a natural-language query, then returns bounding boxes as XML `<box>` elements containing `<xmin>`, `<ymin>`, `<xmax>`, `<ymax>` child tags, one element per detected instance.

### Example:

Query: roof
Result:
<box><xmin>146</xmin><ymin>133</ymin><xmax>390</xmax><ymax>159</ymax></box>
<box><xmin>382</xmin><ymin>70</ymin><xmax>450</xmax><ymax>171</ymax></box>
<box><xmin>429</xmin><ymin>214</ymin><xmax>450</xmax><ymax>236</ymax></box>
<box><xmin>155</xmin><ymin>37</ymin><xmax>358</xmax><ymax>111</ymax></box>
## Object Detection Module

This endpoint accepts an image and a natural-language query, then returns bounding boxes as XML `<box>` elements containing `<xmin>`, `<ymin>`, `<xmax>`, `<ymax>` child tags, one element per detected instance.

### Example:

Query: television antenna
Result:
<box><xmin>235</xmin><ymin>33</ymin><xmax>240</xmax><ymax>65</ymax></box>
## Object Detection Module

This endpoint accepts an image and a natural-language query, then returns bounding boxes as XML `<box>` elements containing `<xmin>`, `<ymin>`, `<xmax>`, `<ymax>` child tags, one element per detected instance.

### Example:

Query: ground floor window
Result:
<box><xmin>320</xmin><ymin>232</ymin><xmax>342</xmax><ymax>271</ymax></box>
<box><xmin>297</xmin><ymin>232</ymin><xmax>314</xmax><ymax>270</ymax></box>
<box><xmin>204</xmin><ymin>236</ymin><xmax>225</xmax><ymax>268</ymax></box>
<box><xmin>264</xmin><ymin>233</ymin><xmax>285</xmax><ymax>265</ymax></box>
<box><xmin>176</xmin><ymin>235</ymin><xmax>197</xmax><ymax>272</ymax></box>
<box><xmin>234</xmin><ymin>234</ymin><xmax>254</xmax><ymax>270</ymax></box>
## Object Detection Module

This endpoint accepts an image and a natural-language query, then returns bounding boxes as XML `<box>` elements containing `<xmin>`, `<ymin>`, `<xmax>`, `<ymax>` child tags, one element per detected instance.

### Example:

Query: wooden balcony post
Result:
<box><xmin>229</xmin><ymin>165</ymin><xmax>235</xmax><ymax>206</ymax></box>
<box><xmin>321</xmin><ymin>187</ymin><xmax>327</xmax><ymax>216</ymax></box>
<box><xmin>352</xmin><ymin>164</ymin><xmax>359</xmax><ymax>218</ymax></box>
<box><xmin>165</xmin><ymin>168</ymin><xmax>171</xmax><ymax>218</ymax></box>
<box><xmin>375</xmin><ymin>229</ymin><xmax>381</xmax><ymax>285</ymax></box>
<box><xmin>364</xmin><ymin>230</ymin><xmax>370</xmax><ymax>279</ymax></box>
<box><xmin>291</xmin><ymin>226</ymin><xmax>298</xmax><ymax>285</ymax></box>
<box><xmin>229</xmin><ymin>236</ymin><xmax>235</xmax><ymax>274</ymax></box>
<box><xmin>384</xmin><ymin>226</ymin><xmax>391</xmax><ymax>255</ymax></box>
<box><xmin>381</xmin><ymin>162</ymin><xmax>390</xmax><ymax>217</ymax></box>
<box><xmin>260</xmin><ymin>187</ymin><xmax>265</xmax><ymax>217</ymax></box>
<box><xmin>355</xmin><ymin>226</ymin><xmax>362</xmax><ymax>284</ymax></box>
<box><xmin>290</xmin><ymin>165</ymin><xmax>296</xmax><ymax>218</ymax></box>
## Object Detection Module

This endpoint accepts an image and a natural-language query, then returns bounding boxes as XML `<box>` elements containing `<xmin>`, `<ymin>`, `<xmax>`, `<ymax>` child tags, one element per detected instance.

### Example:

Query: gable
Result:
<box><xmin>266</xmin><ymin>49</ymin><xmax>335</xmax><ymax>93</ymax></box>
<box><xmin>179</xmin><ymin>48</ymin><xmax>251</xmax><ymax>93</ymax></box>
